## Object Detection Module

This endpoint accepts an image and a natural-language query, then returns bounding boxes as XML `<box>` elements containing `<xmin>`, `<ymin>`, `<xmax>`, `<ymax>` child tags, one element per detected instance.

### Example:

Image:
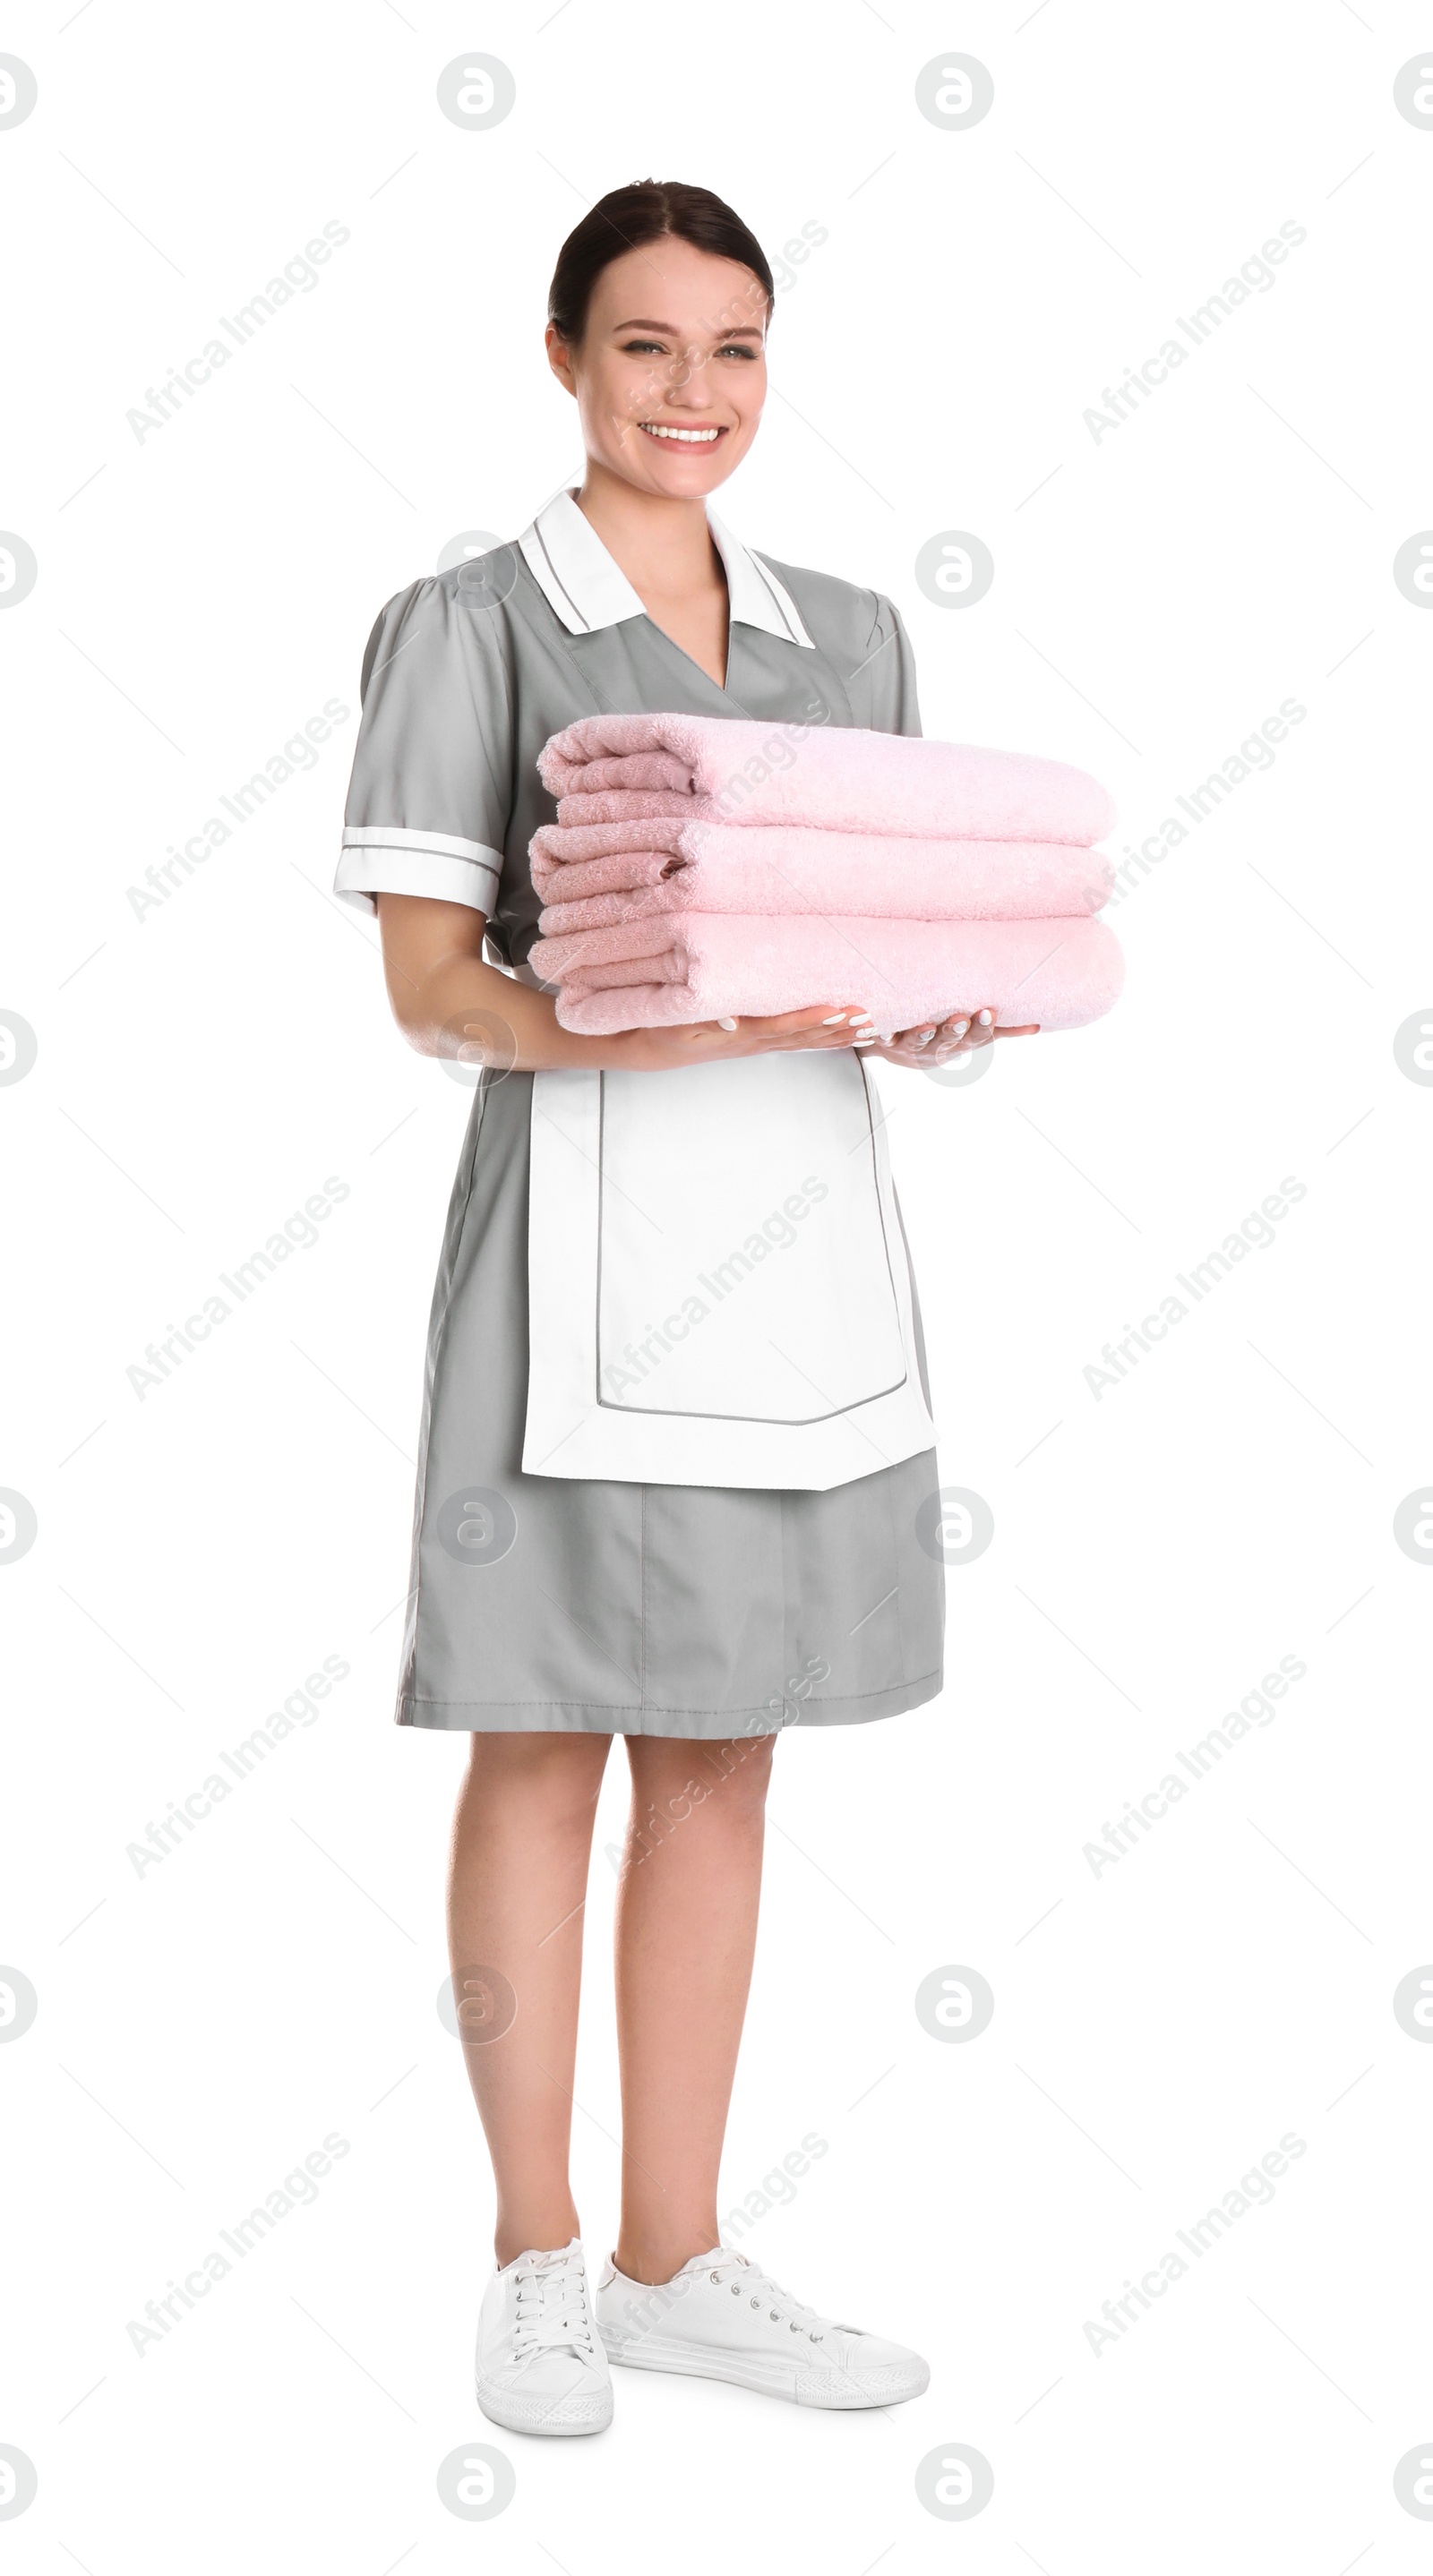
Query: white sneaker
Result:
<box><xmin>475</xmin><ymin>2238</ymin><xmax>613</xmax><ymax>2436</ymax></box>
<box><xmin>595</xmin><ymin>2243</ymin><xmax>930</xmax><ymax>2409</ymax></box>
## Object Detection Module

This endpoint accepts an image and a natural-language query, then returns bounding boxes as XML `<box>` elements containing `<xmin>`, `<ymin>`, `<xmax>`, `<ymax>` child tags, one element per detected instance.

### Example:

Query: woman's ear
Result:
<box><xmin>545</xmin><ymin>322</ymin><xmax>578</xmax><ymax>397</ymax></box>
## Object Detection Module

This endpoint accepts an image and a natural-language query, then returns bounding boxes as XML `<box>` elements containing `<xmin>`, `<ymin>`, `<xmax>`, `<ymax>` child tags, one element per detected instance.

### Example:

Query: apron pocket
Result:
<box><xmin>595</xmin><ymin>1053</ymin><xmax>908</xmax><ymax>1425</ymax></box>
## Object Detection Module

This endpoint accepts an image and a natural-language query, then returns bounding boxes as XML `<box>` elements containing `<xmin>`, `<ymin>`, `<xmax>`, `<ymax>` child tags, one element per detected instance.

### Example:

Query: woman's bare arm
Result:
<box><xmin>373</xmin><ymin>893</ymin><xmax>874</xmax><ymax>1073</ymax></box>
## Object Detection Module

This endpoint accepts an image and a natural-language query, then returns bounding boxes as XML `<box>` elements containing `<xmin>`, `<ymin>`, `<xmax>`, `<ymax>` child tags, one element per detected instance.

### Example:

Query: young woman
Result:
<box><xmin>336</xmin><ymin>179</ymin><xmax>1035</xmax><ymax>2435</ymax></box>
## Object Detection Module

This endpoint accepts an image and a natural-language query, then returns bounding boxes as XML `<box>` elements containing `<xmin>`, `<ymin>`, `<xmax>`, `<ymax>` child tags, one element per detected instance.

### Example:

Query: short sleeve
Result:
<box><xmin>854</xmin><ymin>592</ymin><xmax>922</xmax><ymax>740</ymax></box>
<box><xmin>334</xmin><ymin>577</ymin><xmax>515</xmax><ymax>915</ymax></box>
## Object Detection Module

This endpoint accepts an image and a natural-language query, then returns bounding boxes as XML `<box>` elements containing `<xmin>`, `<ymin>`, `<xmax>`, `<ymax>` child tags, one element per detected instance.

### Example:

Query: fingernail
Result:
<box><xmin>716</xmin><ymin>1016</ymin><xmax>737</xmax><ymax>1031</ymax></box>
<box><xmin>820</xmin><ymin>1014</ymin><xmax>845</xmax><ymax>1025</ymax></box>
<box><xmin>950</xmin><ymin>1019</ymin><xmax>969</xmax><ymax>1039</ymax></box>
<box><xmin>977</xmin><ymin>1009</ymin><xmax>993</xmax><ymax>1026</ymax></box>
<box><xmin>914</xmin><ymin>1031</ymin><xmax>934</xmax><ymax>1046</ymax></box>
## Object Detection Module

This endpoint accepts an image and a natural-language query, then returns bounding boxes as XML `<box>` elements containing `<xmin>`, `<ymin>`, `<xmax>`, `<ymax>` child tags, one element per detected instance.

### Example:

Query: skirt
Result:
<box><xmin>396</xmin><ymin>1069</ymin><xmax>945</xmax><ymax>1736</ymax></box>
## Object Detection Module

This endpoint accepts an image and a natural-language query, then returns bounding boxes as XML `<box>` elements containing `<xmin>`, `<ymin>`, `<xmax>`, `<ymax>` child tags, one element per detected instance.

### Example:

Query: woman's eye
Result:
<box><xmin>620</xmin><ymin>338</ymin><xmax>759</xmax><ymax>360</ymax></box>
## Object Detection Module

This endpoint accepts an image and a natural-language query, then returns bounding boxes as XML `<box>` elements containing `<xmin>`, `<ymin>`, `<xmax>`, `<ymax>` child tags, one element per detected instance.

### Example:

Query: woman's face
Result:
<box><xmin>547</xmin><ymin>235</ymin><xmax>768</xmax><ymax>496</ymax></box>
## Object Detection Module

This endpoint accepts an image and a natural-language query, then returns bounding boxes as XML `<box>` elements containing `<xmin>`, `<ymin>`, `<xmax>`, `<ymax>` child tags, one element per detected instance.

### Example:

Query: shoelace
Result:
<box><xmin>511</xmin><ymin>2247</ymin><xmax>598</xmax><ymax>2360</ymax></box>
<box><xmin>700</xmin><ymin>2248</ymin><xmax>829</xmax><ymax>2342</ymax></box>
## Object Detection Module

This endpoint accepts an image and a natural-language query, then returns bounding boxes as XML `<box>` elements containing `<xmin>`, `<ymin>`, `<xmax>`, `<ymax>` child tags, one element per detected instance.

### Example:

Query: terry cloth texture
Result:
<box><xmin>530</xmin><ymin>819</ymin><xmax>1114</xmax><ymax>924</ymax></box>
<box><xmin>536</xmin><ymin>710</ymin><xmax>1116</xmax><ymax>843</ymax></box>
<box><xmin>537</xmin><ymin>910</ymin><xmax>1124</xmax><ymax>1037</ymax></box>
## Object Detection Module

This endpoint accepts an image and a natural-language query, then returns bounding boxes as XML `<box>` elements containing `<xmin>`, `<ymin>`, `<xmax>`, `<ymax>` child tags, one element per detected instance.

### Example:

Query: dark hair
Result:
<box><xmin>547</xmin><ymin>179</ymin><xmax>775</xmax><ymax>347</ymax></box>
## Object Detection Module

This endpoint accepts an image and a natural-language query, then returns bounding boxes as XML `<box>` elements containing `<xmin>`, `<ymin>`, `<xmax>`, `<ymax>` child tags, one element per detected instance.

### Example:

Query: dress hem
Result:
<box><xmin>395</xmin><ymin>1666</ymin><xmax>942</xmax><ymax>1738</ymax></box>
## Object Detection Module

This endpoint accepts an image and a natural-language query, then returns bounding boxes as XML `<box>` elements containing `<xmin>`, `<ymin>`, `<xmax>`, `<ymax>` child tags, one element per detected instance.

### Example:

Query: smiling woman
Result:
<box><xmin>543</xmin><ymin>184</ymin><xmax>779</xmax><ymax>688</ymax></box>
<box><xmin>333</xmin><ymin>173</ymin><xmax>1014</xmax><ymax>2442</ymax></box>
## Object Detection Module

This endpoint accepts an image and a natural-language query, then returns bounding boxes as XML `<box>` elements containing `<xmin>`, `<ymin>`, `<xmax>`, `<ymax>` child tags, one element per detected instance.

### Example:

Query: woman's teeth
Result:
<box><xmin>639</xmin><ymin>424</ymin><xmax>722</xmax><ymax>442</ymax></box>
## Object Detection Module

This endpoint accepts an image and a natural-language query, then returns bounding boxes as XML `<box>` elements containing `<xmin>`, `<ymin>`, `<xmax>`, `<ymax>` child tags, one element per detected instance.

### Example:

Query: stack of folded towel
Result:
<box><xmin>530</xmin><ymin>713</ymin><xmax>1122</xmax><ymax>1038</ymax></box>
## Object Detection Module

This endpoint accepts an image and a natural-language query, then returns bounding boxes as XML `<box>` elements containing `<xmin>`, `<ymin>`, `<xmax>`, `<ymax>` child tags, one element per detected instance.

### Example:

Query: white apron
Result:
<box><xmin>522</xmin><ymin>1052</ymin><xmax>936</xmax><ymax>1490</ymax></box>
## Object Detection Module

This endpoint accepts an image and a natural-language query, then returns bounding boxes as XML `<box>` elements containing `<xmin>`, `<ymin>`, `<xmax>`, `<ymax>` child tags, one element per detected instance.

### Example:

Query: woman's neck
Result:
<box><xmin>573</xmin><ymin>461</ymin><xmax>725</xmax><ymax>605</ymax></box>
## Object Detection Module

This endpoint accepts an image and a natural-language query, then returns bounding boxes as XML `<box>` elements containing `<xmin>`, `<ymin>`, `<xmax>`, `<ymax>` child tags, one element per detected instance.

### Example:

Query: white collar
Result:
<box><xmin>517</xmin><ymin>484</ymin><xmax>814</xmax><ymax>650</ymax></box>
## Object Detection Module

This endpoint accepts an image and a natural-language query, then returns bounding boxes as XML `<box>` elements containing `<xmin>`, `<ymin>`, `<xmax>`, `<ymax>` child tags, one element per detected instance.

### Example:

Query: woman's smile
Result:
<box><xmin>637</xmin><ymin>421</ymin><xmax>725</xmax><ymax>443</ymax></box>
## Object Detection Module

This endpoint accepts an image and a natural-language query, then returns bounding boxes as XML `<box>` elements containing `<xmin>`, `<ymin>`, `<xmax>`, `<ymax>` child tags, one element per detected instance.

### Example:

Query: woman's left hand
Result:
<box><xmin>859</xmin><ymin>1006</ymin><xmax>1040</xmax><ymax>1068</ymax></box>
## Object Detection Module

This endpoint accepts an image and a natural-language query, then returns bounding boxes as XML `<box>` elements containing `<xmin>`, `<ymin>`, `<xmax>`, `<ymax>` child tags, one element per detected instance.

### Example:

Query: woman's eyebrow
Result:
<box><xmin>613</xmin><ymin>317</ymin><xmax>764</xmax><ymax>338</ymax></box>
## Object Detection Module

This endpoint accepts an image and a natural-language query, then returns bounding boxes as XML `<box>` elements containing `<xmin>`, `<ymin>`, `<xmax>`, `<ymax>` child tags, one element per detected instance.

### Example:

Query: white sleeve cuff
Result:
<box><xmin>334</xmin><ymin>826</ymin><xmax>503</xmax><ymax>916</ymax></box>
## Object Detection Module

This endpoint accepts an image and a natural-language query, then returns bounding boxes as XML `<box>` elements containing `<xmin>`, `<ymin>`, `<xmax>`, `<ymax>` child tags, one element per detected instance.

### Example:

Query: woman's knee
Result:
<box><xmin>465</xmin><ymin>1729</ymin><xmax>611</xmax><ymax>1831</ymax></box>
<box><xmin>629</xmin><ymin>1731</ymin><xmax>777</xmax><ymax>1823</ymax></box>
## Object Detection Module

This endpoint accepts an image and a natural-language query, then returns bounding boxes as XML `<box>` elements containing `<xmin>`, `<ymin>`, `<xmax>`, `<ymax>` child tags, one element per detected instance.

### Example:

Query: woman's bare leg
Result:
<box><xmin>447</xmin><ymin>1730</ymin><xmax>611</xmax><ymax>2264</ymax></box>
<box><xmin>612</xmin><ymin>1732</ymin><xmax>776</xmax><ymax>2283</ymax></box>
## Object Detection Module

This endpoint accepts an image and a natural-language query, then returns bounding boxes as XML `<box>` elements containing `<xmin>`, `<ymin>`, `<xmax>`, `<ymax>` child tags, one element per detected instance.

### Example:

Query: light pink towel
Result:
<box><xmin>531</xmin><ymin>820</ymin><xmax>1113</xmax><ymax>928</ymax></box>
<box><xmin>535</xmin><ymin>912</ymin><xmax>1124</xmax><ymax>1037</ymax></box>
<box><xmin>531</xmin><ymin>821</ymin><xmax>689</xmax><ymax>903</ymax></box>
<box><xmin>538</xmin><ymin>713</ymin><xmax>1115</xmax><ymax>844</ymax></box>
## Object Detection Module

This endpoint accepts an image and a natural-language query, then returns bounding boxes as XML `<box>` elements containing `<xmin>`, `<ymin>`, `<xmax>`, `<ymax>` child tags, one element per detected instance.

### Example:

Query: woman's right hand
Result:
<box><xmin>614</xmin><ymin>1006</ymin><xmax>877</xmax><ymax>1070</ymax></box>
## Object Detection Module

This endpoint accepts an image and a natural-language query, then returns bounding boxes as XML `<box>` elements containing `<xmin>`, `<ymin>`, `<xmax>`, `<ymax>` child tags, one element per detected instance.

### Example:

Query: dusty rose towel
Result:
<box><xmin>531</xmin><ymin>819</ymin><xmax>1113</xmax><ymax>928</ymax></box>
<box><xmin>538</xmin><ymin>712</ymin><xmax>1115</xmax><ymax>844</ymax></box>
<box><xmin>535</xmin><ymin>912</ymin><xmax>1124</xmax><ymax>1037</ymax></box>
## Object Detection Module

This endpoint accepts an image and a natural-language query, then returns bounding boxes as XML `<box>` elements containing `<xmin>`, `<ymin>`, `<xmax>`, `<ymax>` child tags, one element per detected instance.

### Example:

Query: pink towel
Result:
<box><xmin>535</xmin><ymin>912</ymin><xmax>1124</xmax><ymax>1037</ymax></box>
<box><xmin>531</xmin><ymin>820</ymin><xmax>1113</xmax><ymax>928</ymax></box>
<box><xmin>538</xmin><ymin>713</ymin><xmax>1115</xmax><ymax>844</ymax></box>
<box><xmin>531</xmin><ymin>822</ymin><xmax>690</xmax><ymax>903</ymax></box>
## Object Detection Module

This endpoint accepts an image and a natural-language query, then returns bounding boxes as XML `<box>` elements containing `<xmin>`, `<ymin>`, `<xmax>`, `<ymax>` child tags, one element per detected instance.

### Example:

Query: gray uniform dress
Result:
<box><xmin>336</xmin><ymin>488</ymin><xmax>944</xmax><ymax>1737</ymax></box>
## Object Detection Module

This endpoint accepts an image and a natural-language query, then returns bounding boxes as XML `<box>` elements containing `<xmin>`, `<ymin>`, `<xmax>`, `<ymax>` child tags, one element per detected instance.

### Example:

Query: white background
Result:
<box><xmin>4</xmin><ymin>0</ymin><xmax>1433</xmax><ymax>2565</ymax></box>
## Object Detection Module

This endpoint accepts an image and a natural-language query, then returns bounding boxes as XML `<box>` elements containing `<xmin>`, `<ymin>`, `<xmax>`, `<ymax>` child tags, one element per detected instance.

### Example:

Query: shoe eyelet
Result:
<box><xmin>731</xmin><ymin>2283</ymin><xmax>741</xmax><ymax>2295</ymax></box>
<box><xmin>751</xmin><ymin>2297</ymin><xmax>761</xmax><ymax>2308</ymax></box>
<box><xmin>709</xmin><ymin>2272</ymin><xmax>720</xmax><ymax>2283</ymax></box>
